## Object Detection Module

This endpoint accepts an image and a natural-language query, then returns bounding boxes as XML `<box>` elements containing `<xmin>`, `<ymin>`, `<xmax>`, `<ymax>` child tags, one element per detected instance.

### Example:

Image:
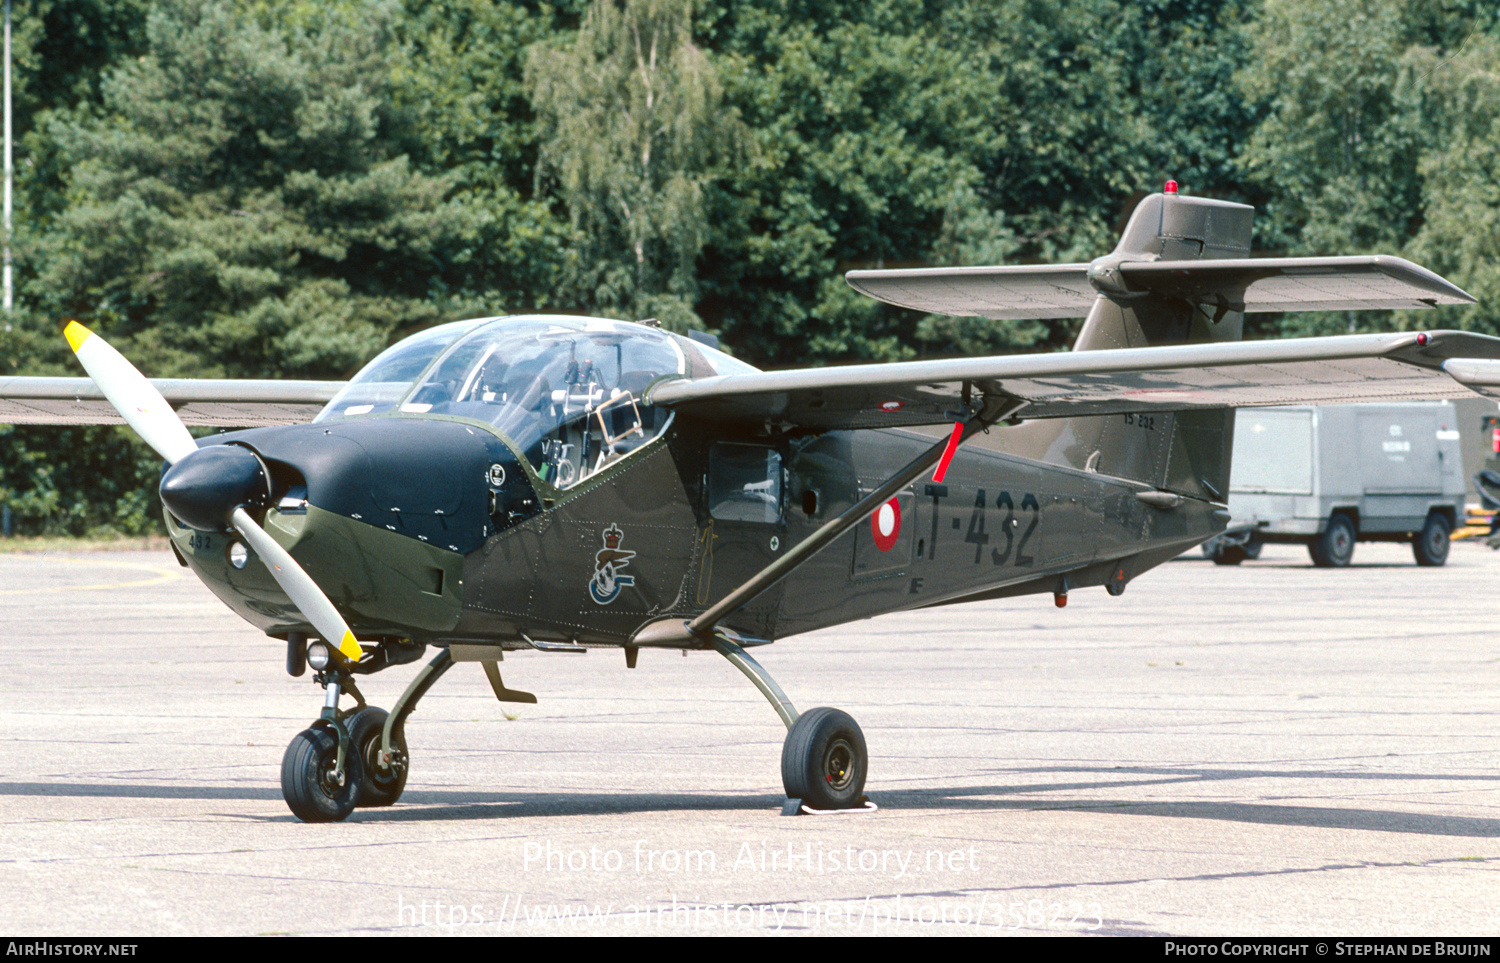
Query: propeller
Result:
<box><xmin>63</xmin><ymin>321</ymin><xmax>363</xmax><ymax>662</ymax></box>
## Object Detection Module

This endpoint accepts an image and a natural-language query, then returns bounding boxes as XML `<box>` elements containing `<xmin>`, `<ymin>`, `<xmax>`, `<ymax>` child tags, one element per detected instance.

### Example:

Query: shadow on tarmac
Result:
<box><xmin>5</xmin><ymin>762</ymin><xmax>1499</xmax><ymax>836</ymax></box>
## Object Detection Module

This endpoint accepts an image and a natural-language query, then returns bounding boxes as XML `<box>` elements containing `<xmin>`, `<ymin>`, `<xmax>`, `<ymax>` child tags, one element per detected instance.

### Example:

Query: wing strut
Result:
<box><xmin>632</xmin><ymin>393</ymin><xmax>1026</xmax><ymax>652</ymax></box>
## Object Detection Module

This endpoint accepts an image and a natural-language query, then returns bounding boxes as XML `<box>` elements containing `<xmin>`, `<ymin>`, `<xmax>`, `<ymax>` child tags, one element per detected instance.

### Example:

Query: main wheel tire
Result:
<box><xmin>781</xmin><ymin>707</ymin><xmax>868</xmax><ymax>810</ymax></box>
<box><xmin>1243</xmin><ymin>535</ymin><xmax>1263</xmax><ymax>560</ymax></box>
<box><xmin>1412</xmin><ymin>513</ymin><xmax>1451</xmax><ymax>567</ymax></box>
<box><xmin>347</xmin><ymin>707</ymin><xmax>407</xmax><ymax>807</ymax></box>
<box><xmin>1309</xmin><ymin>514</ymin><xmax>1356</xmax><ymax>568</ymax></box>
<box><xmin>281</xmin><ymin>724</ymin><xmax>361</xmax><ymax>822</ymax></box>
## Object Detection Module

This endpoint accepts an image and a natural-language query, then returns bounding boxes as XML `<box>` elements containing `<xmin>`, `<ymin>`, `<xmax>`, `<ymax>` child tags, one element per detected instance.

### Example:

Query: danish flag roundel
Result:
<box><xmin>871</xmin><ymin>497</ymin><xmax>901</xmax><ymax>552</ymax></box>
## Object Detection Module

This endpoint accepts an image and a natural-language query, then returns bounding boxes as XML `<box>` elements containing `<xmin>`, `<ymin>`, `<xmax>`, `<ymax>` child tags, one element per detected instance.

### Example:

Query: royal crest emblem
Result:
<box><xmin>588</xmin><ymin>524</ymin><xmax>636</xmax><ymax>605</ymax></box>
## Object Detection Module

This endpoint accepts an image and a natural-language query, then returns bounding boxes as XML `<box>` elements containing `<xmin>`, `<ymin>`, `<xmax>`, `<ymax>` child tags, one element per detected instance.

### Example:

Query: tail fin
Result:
<box><xmin>1009</xmin><ymin>191</ymin><xmax>1253</xmax><ymax>501</ymax></box>
<box><xmin>844</xmin><ymin>188</ymin><xmax>1472</xmax><ymax>498</ymax></box>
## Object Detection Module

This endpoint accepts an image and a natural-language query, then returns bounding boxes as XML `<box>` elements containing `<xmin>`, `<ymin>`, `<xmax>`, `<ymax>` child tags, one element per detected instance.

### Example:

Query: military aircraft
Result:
<box><xmin>6</xmin><ymin>184</ymin><xmax>1500</xmax><ymax>822</ymax></box>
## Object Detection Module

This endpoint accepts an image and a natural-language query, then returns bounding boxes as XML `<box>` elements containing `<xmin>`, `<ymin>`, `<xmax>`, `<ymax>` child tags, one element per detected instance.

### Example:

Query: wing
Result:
<box><xmin>647</xmin><ymin>331</ymin><xmax>1500</xmax><ymax>432</ymax></box>
<box><xmin>0</xmin><ymin>377</ymin><xmax>343</xmax><ymax>427</ymax></box>
<box><xmin>846</xmin><ymin>255</ymin><xmax>1475</xmax><ymax>319</ymax></box>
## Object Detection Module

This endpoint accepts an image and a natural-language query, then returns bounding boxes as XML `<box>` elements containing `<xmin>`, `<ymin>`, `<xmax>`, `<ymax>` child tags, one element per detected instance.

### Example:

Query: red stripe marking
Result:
<box><xmin>931</xmin><ymin>421</ymin><xmax>964</xmax><ymax>483</ymax></box>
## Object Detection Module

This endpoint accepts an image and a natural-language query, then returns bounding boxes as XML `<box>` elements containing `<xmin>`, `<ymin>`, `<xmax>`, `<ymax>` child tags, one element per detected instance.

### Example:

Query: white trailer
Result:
<box><xmin>1207</xmin><ymin>403</ymin><xmax>1466</xmax><ymax>566</ymax></box>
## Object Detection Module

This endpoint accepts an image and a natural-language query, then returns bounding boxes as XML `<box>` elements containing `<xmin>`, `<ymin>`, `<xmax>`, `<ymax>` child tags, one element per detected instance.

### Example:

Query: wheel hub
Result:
<box><xmin>824</xmin><ymin>738</ymin><xmax>855</xmax><ymax>791</ymax></box>
<box><xmin>319</xmin><ymin>761</ymin><xmax>346</xmax><ymax>794</ymax></box>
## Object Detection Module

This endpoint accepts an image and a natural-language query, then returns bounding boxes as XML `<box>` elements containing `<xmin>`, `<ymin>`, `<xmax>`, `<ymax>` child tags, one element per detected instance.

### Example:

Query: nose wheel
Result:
<box><xmin>347</xmin><ymin>706</ymin><xmax>408</xmax><ymax>807</ymax></box>
<box><xmin>281</xmin><ymin>667</ymin><xmax>385</xmax><ymax>822</ymax></box>
<box><xmin>281</xmin><ymin>724</ymin><xmax>363</xmax><ymax>822</ymax></box>
<box><xmin>282</xmin><ymin>650</ymin><xmax>455</xmax><ymax>822</ymax></box>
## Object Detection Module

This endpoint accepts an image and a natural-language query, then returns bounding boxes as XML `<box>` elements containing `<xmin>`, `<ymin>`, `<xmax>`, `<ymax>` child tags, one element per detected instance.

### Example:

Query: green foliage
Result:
<box><xmin>386</xmin><ymin>0</ymin><xmax>574</xmax><ymax>312</ymax></box>
<box><xmin>9</xmin><ymin>0</ymin><xmax>150</xmax><ymax>133</ymax></box>
<box><xmin>1400</xmin><ymin>33</ymin><xmax>1500</xmax><ymax>338</ymax></box>
<box><xmin>697</xmin><ymin>0</ymin><xmax>996</xmax><ymax>365</ymax></box>
<box><xmin>1237</xmin><ymin>0</ymin><xmax>1420</xmax><ymax>259</ymax></box>
<box><xmin>527</xmin><ymin>0</ymin><xmax>749</xmax><ymax>330</ymax></box>
<box><xmin>0</xmin><ymin>424</ymin><xmax>164</xmax><ymax>535</ymax></box>
<box><xmin>29</xmin><ymin>0</ymin><xmax>486</xmax><ymax>379</ymax></box>
<box><xmin>0</xmin><ymin>0</ymin><xmax>1495</xmax><ymax>532</ymax></box>
<box><xmin>1234</xmin><ymin>0</ymin><xmax>1497</xmax><ymax>338</ymax></box>
<box><xmin>695</xmin><ymin>0</ymin><xmax>1257</xmax><ymax>366</ymax></box>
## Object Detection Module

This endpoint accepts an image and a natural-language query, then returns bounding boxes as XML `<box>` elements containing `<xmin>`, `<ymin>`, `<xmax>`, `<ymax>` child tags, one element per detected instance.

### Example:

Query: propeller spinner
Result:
<box><xmin>63</xmin><ymin>321</ymin><xmax>363</xmax><ymax>661</ymax></box>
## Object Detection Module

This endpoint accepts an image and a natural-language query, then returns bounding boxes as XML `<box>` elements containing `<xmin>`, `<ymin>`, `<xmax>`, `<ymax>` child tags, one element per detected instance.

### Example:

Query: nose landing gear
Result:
<box><xmin>281</xmin><ymin>670</ymin><xmax>366</xmax><ymax>822</ymax></box>
<box><xmin>281</xmin><ymin>723</ymin><xmax>363</xmax><ymax>822</ymax></box>
<box><xmin>281</xmin><ymin>648</ymin><xmax>455</xmax><ymax>822</ymax></box>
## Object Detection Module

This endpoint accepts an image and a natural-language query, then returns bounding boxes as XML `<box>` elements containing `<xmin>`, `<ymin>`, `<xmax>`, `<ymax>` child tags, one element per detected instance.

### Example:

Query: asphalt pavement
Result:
<box><xmin>1</xmin><ymin>541</ymin><xmax>1497</xmax><ymax>936</ymax></box>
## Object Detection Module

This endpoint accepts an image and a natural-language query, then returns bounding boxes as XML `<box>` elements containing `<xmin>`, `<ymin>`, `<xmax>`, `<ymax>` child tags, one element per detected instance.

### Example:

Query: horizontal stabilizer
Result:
<box><xmin>0</xmin><ymin>376</ymin><xmax>342</xmax><ymax>426</ymax></box>
<box><xmin>846</xmin><ymin>263</ymin><xmax>1096</xmax><ymax>320</ymax></box>
<box><xmin>1441</xmin><ymin>358</ymin><xmax>1500</xmax><ymax>400</ymax></box>
<box><xmin>649</xmin><ymin>331</ymin><xmax>1500</xmax><ymax>432</ymax></box>
<box><xmin>847</xmin><ymin>256</ymin><xmax>1475</xmax><ymax>320</ymax></box>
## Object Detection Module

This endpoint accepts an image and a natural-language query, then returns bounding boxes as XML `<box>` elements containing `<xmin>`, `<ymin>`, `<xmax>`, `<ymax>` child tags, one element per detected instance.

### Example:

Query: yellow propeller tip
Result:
<box><xmin>63</xmin><ymin>321</ymin><xmax>92</xmax><ymax>353</ymax></box>
<box><xmin>338</xmin><ymin>631</ymin><xmax>363</xmax><ymax>661</ymax></box>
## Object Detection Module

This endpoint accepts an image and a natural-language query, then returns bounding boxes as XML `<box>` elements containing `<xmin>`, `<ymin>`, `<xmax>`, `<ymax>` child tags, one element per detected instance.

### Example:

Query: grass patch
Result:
<box><xmin>0</xmin><ymin>534</ymin><xmax>172</xmax><ymax>554</ymax></box>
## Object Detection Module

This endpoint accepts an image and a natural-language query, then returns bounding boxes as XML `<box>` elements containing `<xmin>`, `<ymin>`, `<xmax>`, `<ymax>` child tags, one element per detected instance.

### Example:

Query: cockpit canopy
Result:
<box><xmin>316</xmin><ymin>315</ymin><xmax>756</xmax><ymax>490</ymax></box>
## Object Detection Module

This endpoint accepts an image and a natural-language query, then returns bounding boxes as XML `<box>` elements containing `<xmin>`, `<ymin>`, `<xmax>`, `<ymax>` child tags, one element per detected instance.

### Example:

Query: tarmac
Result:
<box><xmin>1</xmin><ymin>540</ymin><xmax>1498</xmax><ymax>936</ymax></box>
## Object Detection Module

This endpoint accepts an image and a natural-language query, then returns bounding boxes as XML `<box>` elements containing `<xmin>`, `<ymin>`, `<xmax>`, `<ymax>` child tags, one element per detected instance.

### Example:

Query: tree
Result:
<box><xmin>385</xmin><ymin>0</ymin><xmax>573</xmax><ymax>314</ymax></box>
<box><xmin>695</xmin><ymin>0</ymin><xmax>1257</xmax><ymax>366</ymax></box>
<box><xmin>0</xmin><ymin>0</ymin><xmax>496</xmax><ymax>535</ymax></box>
<box><xmin>1235</xmin><ymin>0</ymin><xmax>1423</xmax><ymax>336</ymax></box>
<box><xmin>1399</xmin><ymin>32</ymin><xmax>1500</xmax><ymax>337</ymax></box>
<box><xmin>526</xmin><ymin>0</ymin><xmax>748</xmax><ymax>331</ymax></box>
<box><xmin>28</xmin><ymin>0</ymin><xmax>485</xmax><ymax>380</ymax></box>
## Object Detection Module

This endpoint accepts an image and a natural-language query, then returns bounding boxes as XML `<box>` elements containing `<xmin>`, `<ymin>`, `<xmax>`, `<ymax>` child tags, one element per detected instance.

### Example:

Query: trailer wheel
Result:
<box><xmin>1213</xmin><ymin>545</ymin><xmax>1248</xmax><ymax>565</ymax></box>
<box><xmin>1309</xmin><ymin>514</ymin><xmax>1356</xmax><ymax>568</ymax></box>
<box><xmin>1412</xmin><ymin>513</ymin><xmax>1451</xmax><ymax>567</ymax></box>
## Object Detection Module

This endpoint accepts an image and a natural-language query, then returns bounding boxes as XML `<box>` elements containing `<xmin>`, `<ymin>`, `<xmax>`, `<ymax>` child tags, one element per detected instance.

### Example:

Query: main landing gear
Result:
<box><xmin>281</xmin><ymin>647</ymin><xmax>454</xmax><ymax>822</ymax></box>
<box><xmin>709</xmin><ymin>634</ymin><xmax>871</xmax><ymax>815</ymax></box>
<box><xmin>279</xmin><ymin>636</ymin><xmax>869</xmax><ymax>820</ymax></box>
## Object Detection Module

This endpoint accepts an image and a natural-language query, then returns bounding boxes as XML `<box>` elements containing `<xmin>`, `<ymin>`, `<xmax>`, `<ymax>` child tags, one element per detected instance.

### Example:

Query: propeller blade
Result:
<box><xmin>63</xmin><ymin>321</ymin><xmax>197</xmax><ymax>465</ymax></box>
<box><xmin>63</xmin><ymin>321</ymin><xmax>364</xmax><ymax>663</ymax></box>
<box><xmin>231</xmin><ymin>507</ymin><xmax>363</xmax><ymax>661</ymax></box>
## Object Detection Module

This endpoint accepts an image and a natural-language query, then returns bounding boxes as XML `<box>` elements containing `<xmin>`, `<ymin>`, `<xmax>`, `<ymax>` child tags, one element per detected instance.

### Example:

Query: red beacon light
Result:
<box><xmin>1416</xmin><ymin>332</ymin><xmax>1430</xmax><ymax>346</ymax></box>
<box><xmin>1163</xmin><ymin>179</ymin><xmax>1179</xmax><ymax>195</ymax></box>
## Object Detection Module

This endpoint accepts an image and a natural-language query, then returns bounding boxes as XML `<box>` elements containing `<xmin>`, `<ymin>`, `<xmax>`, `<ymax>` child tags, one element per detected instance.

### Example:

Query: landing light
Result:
<box><xmin>226</xmin><ymin>540</ymin><xmax>249</xmax><ymax>569</ymax></box>
<box><xmin>306</xmin><ymin>641</ymin><xmax>332</xmax><ymax>671</ymax></box>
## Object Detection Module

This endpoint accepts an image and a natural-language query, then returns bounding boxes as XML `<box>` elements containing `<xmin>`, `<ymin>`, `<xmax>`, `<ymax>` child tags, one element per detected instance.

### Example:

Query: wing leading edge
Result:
<box><xmin>647</xmin><ymin>331</ymin><xmax>1500</xmax><ymax>432</ymax></box>
<box><xmin>0</xmin><ymin>377</ymin><xmax>342</xmax><ymax>426</ymax></box>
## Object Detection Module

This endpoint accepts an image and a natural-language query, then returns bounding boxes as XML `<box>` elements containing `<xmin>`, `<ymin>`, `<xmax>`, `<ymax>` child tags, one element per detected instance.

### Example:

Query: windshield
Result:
<box><xmin>320</xmin><ymin>316</ymin><xmax>694</xmax><ymax>489</ymax></box>
<box><xmin>317</xmin><ymin>318</ymin><xmax>490</xmax><ymax>419</ymax></box>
